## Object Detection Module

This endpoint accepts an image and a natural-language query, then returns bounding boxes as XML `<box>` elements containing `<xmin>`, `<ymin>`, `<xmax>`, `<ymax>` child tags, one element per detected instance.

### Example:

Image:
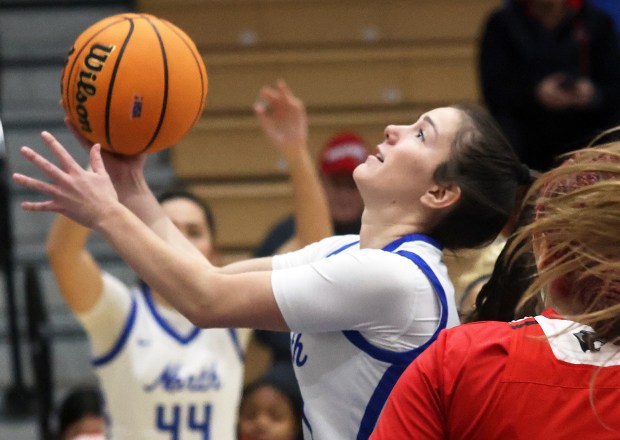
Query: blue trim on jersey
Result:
<box><xmin>142</xmin><ymin>284</ymin><xmax>201</xmax><ymax>344</ymax></box>
<box><xmin>348</xmin><ymin>249</ymin><xmax>448</xmax><ymax>438</ymax></box>
<box><xmin>333</xmin><ymin>237</ymin><xmax>448</xmax><ymax>439</ymax></box>
<box><xmin>326</xmin><ymin>240</ymin><xmax>359</xmax><ymax>258</ymax></box>
<box><xmin>92</xmin><ymin>294</ymin><xmax>138</xmax><ymax>367</ymax></box>
<box><xmin>382</xmin><ymin>233</ymin><xmax>443</xmax><ymax>252</ymax></box>
<box><xmin>356</xmin><ymin>363</ymin><xmax>408</xmax><ymax>440</ymax></box>
<box><xmin>302</xmin><ymin>234</ymin><xmax>447</xmax><ymax>438</ymax></box>
<box><xmin>341</xmin><ymin>251</ymin><xmax>448</xmax><ymax>364</ymax></box>
<box><xmin>228</xmin><ymin>328</ymin><xmax>245</xmax><ymax>363</ymax></box>
<box><xmin>301</xmin><ymin>404</ymin><xmax>314</xmax><ymax>439</ymax></box>
<box><xmin>326</xmin><ymin>233</ymin><xmax>441</xmax><ymax>259</ymax></box>
<box><xmin>396</xmin><ymin>250</ymin><xmax>449</xmax><ymax>340</ymax></box>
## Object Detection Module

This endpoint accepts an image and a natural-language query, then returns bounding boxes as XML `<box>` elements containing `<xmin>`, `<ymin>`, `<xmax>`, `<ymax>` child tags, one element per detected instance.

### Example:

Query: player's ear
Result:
<box><xmin>421</xmin><ymin>183</ymin><xmax>461</xmax><ymax>209</ymax></box>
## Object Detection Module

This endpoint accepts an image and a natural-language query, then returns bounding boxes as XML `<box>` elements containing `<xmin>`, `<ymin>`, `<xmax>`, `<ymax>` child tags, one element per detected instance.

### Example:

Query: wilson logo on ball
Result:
<box><xmin>74</xmin><ymin>43</ymin><xmax>115</xmax><ymax>133</ymax></box>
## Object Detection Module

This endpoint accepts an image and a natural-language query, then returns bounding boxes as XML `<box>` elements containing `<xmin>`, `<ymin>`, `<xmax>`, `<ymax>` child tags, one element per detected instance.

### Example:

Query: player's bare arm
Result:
<box><xmin>14</xmin><ymin>132</ymin><xmax>287</xmax><ymax>331</ymax></box>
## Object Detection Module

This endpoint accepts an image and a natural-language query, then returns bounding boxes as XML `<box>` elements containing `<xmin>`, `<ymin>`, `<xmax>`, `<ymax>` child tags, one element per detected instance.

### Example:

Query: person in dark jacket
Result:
<box><xmin>479</xmin><ymin>0</ymin><xmax>620</xmax><ymax>172</ymax></box>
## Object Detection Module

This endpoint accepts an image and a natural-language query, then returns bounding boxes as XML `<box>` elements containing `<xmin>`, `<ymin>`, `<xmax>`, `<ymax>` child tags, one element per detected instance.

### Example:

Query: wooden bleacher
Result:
<box><xmin>137</xmin><ymin>0</ymin><xmax>501</xmax><ymax>259</ymax></box>
<box><xmin>202</xmin><ymin>44</ymin><xmax>478</xmax><ymax>113</ymax></box>
<box><xmin>138</xmin><ymin>0</ymin><xmax>498</xmax><ymax>49</ymax></box>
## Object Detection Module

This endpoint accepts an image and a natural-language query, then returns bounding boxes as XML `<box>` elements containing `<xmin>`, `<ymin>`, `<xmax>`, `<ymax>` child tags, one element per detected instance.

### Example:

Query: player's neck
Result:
<box><xmin>359</xmin><ymin>208</ymin><xmax>429</xmax><ymax>249</ymax></box>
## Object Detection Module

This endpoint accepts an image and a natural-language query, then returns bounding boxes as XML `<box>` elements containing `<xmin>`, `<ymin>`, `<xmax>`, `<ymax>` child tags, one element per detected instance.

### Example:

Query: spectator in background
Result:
<box><xmin>479</xmin><ymin>0</ymin><xmax>620</xmax><ymax>172</ymax></box>
<box><xmin>55</xmin><ymin>385</ymin><xmax>107</xmax><ymax>440</ymax></box>
<box><xmin>238</xmin><ymin>364</ymin><xmax>303</xmax><ymax>440</ymax></box>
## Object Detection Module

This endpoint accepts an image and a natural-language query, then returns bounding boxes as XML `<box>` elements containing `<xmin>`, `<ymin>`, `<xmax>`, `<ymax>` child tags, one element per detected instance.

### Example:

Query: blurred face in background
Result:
<box><xmin>238</xmin><ymin>385</ymin><xmax>299</xmax><ymax>440</ymax></box>
<box><xmin>60</xmin><ymin>415</ymin><xmax>106</xmax><ymax>440</ymax></box>
<box><xmin>318</xmin><ymin>132</ymin><xmax>370</xmax><ymax>226</ymax></box>
<box><xmin>322</xmin><ymin>173</ymin><xmax>365</xmax><ymax>224</ymax></box>
<box><xmin>161</xmin><ymin>197</ymin><xmax>217</xmax><ymax>262</ymax></box>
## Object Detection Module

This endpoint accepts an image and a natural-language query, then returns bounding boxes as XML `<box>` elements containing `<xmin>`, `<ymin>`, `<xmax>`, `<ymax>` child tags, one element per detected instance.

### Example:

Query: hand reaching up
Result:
<box><xmin>254</xmin><ymin>79</ymin><xmax>309</xmax><ymax>161</ymax></box>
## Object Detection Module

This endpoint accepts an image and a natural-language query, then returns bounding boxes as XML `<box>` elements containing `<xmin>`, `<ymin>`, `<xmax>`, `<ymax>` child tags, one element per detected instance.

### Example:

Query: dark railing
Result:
<box><xmin>0</xmin><ymin>0</ymin><xmax>136</xmax><ymax>423</ymax></box>
<box><xmin>0</xmin><ymin>116</ymin><xmax>35</xmax><ymax>418</ymax></box>
<box><xmin>25</xmin><ymin>265</ymin><xmax>54</xmax><ymax>440</ymax></box>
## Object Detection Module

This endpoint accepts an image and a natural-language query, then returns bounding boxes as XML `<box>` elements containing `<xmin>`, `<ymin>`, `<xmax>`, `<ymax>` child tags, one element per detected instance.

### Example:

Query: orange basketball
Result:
<box><xmin>61</xmin><ymin>13</ymin><xmax>207</xmax><ymax>155</ymax></box>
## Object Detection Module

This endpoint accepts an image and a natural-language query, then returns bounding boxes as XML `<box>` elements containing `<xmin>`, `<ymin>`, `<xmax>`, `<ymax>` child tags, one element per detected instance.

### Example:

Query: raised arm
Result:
<box><xmin>65</xmin><ymin>117</ymin><xmax>272</xmax><ymax>274</ymax></box>
<box><xmin>255</xmin><ymin>80</ymin><xmax>333</xmax><ymax>251</ymax></box>
<box><xmin>47</xmin><ymin>214</ymin><xmax>102</xmax><ymax>313</ymax></box>
<box><xmin>14</xmin><ymin>134</ymin><xmax>287</xmax><ymax>330</ymax></box>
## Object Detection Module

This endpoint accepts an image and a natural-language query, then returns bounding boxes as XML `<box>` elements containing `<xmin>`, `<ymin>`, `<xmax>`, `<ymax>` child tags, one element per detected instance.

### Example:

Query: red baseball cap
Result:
<box><xmin>319</xmin><ymin>132</ymin><xmax>370</xmax><ymax>176</ymax></box>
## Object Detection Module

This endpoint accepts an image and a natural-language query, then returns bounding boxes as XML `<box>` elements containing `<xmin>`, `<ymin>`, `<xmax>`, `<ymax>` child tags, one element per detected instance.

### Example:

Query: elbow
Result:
<box><xmin>182</xmin><ymin>296</ymin><xmax>233</xmax><ymax>329</ymax></box>
<box><xmin>172</xmin><ymin>271</ymin><xmax>232</xmax><ymax>329</ymax></box>
<box><xmin>186</xmin><ymin>310</ymin><xmax>209</xmax><ymax>328</ymax></box>
<box><xmin>182</xmin><ymin>299</ymin><xmax>214</xmax><ymax>329</ymax></box>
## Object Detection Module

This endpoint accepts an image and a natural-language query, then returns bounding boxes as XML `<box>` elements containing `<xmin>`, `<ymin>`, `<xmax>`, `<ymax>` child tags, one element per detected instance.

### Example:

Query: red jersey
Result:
<box><xmin>371</xmin><ymin>309</ymin><xmax>620</xmax><ymax>439</ymax></box>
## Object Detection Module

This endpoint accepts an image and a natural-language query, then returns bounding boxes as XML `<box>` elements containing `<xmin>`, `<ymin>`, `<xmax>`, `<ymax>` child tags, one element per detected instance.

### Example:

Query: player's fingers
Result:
<box><xmin>18</xmin><ymin>146</ymin><xmax>67</xmax><ymax>182</ymax></box>
<box><xmin>20</xmin><ymin>200</ymin><xmax>58</xmax><ymax>213</ymax></box>
<box><xmin>254</xmin><ymin>108</ymin><xmax>268</xmax><ymax>128</ymax></box>
<box><xmin>12</xmin><ymin>172</ymin><xmax>59</xmax><ymax>196</ymax></box>
<box><xmin>40</xmin><ymin>131</ymin><xmax>81</xmax><ymax>172</ymax></box>
<box><xmin>89</xmin><ymin>144</ymin><xmax>108</xmax><ymax>175</ymax></box>
<box><xmin>276</xmin><ymin>79</ymin><xmax>292</xmax><ymax>96</ymax></box>
<box><xmin>257</xmin><ymin>85</ymin><xmax>281</xmax><ymax>104</ymax></box>
<box><xmin>254</xmin><ymin>97</ymin><xmax>269</xmax><ymax>115</ymax></box>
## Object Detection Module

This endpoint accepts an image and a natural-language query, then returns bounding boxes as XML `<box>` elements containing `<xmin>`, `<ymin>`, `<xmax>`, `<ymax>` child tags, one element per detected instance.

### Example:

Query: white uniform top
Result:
<box><xmin>271</xmin><ymin>233</ymin><xmax>459</xmax><ymax>440</ymax></box>
<box><xmin>78</xmin><ymin>273</ymin><xmax>249</xmax><ymax>440</ymax></box>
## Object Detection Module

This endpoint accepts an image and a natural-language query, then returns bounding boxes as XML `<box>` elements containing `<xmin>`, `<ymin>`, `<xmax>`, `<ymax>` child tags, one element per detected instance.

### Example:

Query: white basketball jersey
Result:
<box><xmin>92</xmin><ymin>285</ymin><xmax>246</xmax><ymax>440</ymax></box>
<box><xmin>288</xmin><ymin>234</ymin><xmax>457</xmax><ymax>439</ymax></box>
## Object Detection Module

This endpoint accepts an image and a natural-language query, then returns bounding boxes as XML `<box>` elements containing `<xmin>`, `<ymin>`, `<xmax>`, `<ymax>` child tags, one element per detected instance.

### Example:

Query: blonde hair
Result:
<box><xmin>512</xmin><ymin>130</ymin><xmax>620</xmax><ymax>342</ymax></box>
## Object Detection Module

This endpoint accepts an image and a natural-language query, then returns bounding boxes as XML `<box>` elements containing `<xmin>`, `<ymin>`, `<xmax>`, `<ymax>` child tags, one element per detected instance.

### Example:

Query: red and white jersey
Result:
<box><xmin>372</xmin><ymin>309</ymin><xmax>620</xmax><ymax>439</ymax></box>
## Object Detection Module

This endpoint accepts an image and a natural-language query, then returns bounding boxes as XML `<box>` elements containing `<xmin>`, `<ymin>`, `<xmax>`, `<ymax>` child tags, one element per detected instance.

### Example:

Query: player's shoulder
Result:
<box><xmin>440</xmin><ymin>318</ymin><xmax>537</xmax><ymax>356</ymax></box>
<box><xmin>452</xmin><ymin>316</ymin><xmax>538</xmax><ymax>337</ymax></box>
<box><xmin>319</xmin><ymin>234</ymin><xmax>361</xmax><ymax>254</ymax></box>
<box><xmin>445</xmin><ymin>319</ymin><xmax>514</xmax><ymax>337</ymax></box>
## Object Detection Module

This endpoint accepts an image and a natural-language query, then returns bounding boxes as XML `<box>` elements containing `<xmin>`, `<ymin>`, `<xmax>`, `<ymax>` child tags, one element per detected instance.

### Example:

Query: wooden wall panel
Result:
<box><xmin>138</xmin><ymin>0</ymin><xmax>499</xmax><ymax>49</ymax></box>
<box><xmin>172</xmin><ymin>108</ymin><xmax>429</xmax><ymax>179</ymax></box>
<box><xmin>189</xmin><ymin>182</ymin><xmax>294</xmax><ymax>249</ymax></box>
<box><xmin>203</xmin><ymin>45</ymin><xmax>478</xmax><ymax>112</ymax></box>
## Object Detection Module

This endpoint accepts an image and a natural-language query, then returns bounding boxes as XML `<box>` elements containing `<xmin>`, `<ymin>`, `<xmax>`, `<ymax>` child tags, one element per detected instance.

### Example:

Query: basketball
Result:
<box><xmin>61</xmin><ymin>13</ymin><xmax>207</xmax><ymax>155</ymax></box>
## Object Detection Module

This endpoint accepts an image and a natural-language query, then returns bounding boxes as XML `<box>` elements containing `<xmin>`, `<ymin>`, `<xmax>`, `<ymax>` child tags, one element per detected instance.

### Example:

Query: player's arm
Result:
<box><xmin>111</xmin><ymin>174</ymin><xmax>274</xmax><ymax>274</ymax></box>
<box><xmin>96</xmin><ymin>200</ymin><xmax>285</xmax><ymax>330</ymax></box>
<box><xmin>46</xmin><ymin>214</ymin><xmax>103</xmax><ymax>313</ymax></box>
<box><xmin>255</xmin><ymin>80</ymin><xmax>333</xmax><ymax>251</ymax></box>
<box><xmin>16</xmin><ymin>135</ymin><xmax>286</xmax><ymax>330</ymax></box>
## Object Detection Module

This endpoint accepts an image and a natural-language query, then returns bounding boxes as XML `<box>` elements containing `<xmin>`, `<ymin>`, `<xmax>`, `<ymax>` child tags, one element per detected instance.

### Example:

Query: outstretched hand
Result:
<box><xmin>254</xmin><ymin>79</ymin><xmax>308</xmax><ymax>160</ymax></box>
<box><xmin>12</xmin><ymin>131</ymin><xmax>120</xmax><ymax>229</ymax></box>
<box><xmin>64</xmin><ymin>117</ymin><xmax>148</xmax><ymax>200</ymax></box>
